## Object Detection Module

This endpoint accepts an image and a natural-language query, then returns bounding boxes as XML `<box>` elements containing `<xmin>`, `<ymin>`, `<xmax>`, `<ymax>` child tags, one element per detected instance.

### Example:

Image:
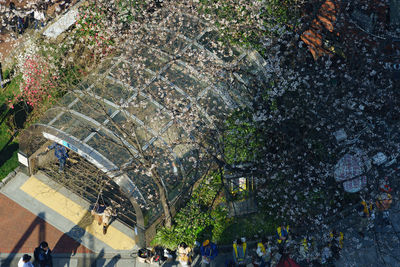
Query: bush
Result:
<box><xmin>151</xmin><ymin>172</ymin><xmax>231</xmax><ymax>249</ymax></box>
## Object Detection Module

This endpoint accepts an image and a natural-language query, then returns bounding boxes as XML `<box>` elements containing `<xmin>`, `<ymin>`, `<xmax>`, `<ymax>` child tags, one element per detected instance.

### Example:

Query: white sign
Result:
<box><xmin>18</xmin><ymin>152</ymin><xmax>29</xmax><ymax>167</ymax></box>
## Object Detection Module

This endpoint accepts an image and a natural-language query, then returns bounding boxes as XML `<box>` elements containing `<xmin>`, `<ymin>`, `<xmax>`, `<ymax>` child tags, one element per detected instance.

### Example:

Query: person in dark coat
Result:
<box><xmin>34</xmin><ymin>241</ymin><xmax>53</xmax><ymax>267</ymax></box>
<box><xmin>46</xmin><ymin>142</ymin><xmax>69</xmax><ymax>172</ymax></box>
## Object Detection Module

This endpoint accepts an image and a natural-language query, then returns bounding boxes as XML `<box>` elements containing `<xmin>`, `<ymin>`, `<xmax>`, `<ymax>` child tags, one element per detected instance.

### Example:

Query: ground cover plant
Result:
<box><xmin>0</xmin><ymin>68</ymin><xmax>22</xmax><ymax>180</ymax></box>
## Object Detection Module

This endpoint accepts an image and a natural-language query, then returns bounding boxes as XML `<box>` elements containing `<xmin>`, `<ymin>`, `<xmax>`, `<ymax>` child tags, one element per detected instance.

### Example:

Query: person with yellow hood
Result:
<box><xmin>200</xmin><ymin>239</ymin><xmax>218</xmax><ymax>267</ymax></box>
<box><xmin>276</xmin><ymin>223</ymin><xmax>290</xmax><ymax>244</ymax></box>
<box><xmin>255</xmin><ymin>237</ymin><xmax>271</xmax><ymax>267</ymax></box>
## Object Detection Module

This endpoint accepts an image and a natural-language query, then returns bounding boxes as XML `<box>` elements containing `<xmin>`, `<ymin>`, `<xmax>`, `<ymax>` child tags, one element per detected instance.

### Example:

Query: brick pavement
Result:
<box><xmin>0</xmin><ymin>193</ymin><xmax>93</xmax><ymax>255</ymax></box>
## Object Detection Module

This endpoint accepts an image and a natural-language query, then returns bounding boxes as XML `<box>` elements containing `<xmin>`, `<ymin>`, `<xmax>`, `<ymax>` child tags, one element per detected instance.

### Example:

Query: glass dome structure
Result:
<box><xmin>19</xmin><ymin>7</ymin><xmax>268</xmax><ymax>244</ymax></box>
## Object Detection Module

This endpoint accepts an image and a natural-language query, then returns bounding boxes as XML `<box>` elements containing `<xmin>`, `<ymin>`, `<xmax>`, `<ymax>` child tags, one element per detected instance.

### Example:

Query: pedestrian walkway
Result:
<box><xmin>333</xmin><ymin>196</ymin><xmax>400</xmax><ymax>267</ymax></box>
<box><xmin>0</xmin><ymin>190</ymin><xmax>94</xmax><ymax>266</ymax></box>
<box><xmin>0</xmin><ymin>171</ymin><xmax>140</xmax><ymax>266</ymax></box>
<box><xmin>20</xmin><ymin>175</ymin><xmax>135</xmax><ymax>251</ymax></box>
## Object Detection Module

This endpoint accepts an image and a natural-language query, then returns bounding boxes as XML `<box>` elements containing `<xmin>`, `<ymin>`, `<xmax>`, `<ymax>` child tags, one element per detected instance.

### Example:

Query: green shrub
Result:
<box><xmin>223</xmin><ymin>109</ymin><xmax>262</xmax><ymax>164</ymax></box>
<box><xmin>151</xmin><ymin>172</ymin><xmax>231</xmax><ymax>249</ymax></box>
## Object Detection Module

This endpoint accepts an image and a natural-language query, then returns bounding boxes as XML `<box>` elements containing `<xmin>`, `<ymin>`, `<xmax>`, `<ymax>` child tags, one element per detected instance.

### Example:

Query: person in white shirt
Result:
<box><xmin>18</xmin><ymin>254</ymin><xmax>34</xmax><ymax>267</ymax></box>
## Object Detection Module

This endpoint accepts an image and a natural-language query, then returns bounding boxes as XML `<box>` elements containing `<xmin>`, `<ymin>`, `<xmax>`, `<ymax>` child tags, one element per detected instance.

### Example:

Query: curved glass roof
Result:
<box><xmin>26</xmin><ymin>8</ymin><xmax>268</xmax><ymax>224</ymax></box>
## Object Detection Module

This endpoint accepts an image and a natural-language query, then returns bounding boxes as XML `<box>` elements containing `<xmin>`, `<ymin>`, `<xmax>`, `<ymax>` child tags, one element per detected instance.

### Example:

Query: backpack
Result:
<box><xmin>153</xmin><ymin>246</ymin><xmax>166</xmax><ymax>262</ymax></box>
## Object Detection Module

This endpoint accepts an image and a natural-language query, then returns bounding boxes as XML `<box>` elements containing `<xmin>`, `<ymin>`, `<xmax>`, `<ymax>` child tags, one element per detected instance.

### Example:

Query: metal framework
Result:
<box><xmin>19</xmin><ymin>7</ymin><xmax>269</xmax><ymax>245</ymax></box>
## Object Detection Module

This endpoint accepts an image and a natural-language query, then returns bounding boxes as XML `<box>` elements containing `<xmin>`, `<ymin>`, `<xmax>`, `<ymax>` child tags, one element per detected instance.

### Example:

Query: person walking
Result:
<box><xmin>18</xmin><ymin>254</ymin><xmax>34</xmax><ymax>267</ymax></box>
<box><xmin>34</xmin><ymin>241</ymin><xmax>53</xmax><ymax>267</ymax></box>
<box><xmin>46</xmin><ymin>142</ymin><xmax>69</xmax><ymax>172</ymax></box>
<box><xmin>200</xmin><ymin>239</ymin><xmax>218</xmax><ymax>267</ymax></box>
<box><xmin>91</xmin><ymin>202</ymin><xmax>117</xmax><ymax>234</ymax></box>
<box><xmin>233</xmin><ymin>238</ymin><xmax>247</xmax><ymax>266</ymax></box>
<box><xmin>178</xmin><ymin>242</ymin><xmax>192</xmax><ymax>267</ymax></box>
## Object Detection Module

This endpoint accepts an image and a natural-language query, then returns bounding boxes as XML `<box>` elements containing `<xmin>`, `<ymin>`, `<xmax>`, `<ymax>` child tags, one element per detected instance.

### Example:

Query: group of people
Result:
<box><xmin>18</xmin><ymin>241</ymin><xmax>52</xmax><ymax>267</ymax></box>
<box><xmin>177</xmin><ymin>239</ymin><xmax>218</xmax><ymax>267</ymax></box>
<box><xmin>229</xmin><ymin>225</ymin><xmax>345</xmax><ymax>267</ymax></box>
<box><xmin>358</xmin><ymin>179</ymin><xmax>393</xmax><ymax>237</ymax></box>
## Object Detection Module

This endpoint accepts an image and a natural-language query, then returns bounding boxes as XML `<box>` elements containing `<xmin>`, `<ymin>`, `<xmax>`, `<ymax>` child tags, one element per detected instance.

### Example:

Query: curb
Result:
<box><xmin>0</xmin><ymin>166</ymin><xmax>20</xmax><ymax>190</ymax></box>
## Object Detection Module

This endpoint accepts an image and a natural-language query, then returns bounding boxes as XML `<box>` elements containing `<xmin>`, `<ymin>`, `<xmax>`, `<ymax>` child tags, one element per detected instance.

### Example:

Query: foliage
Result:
<box><xmin>197</xmin><ymin>0</ymin><xmax>301</xmax><ymax>51</ymax></box>
<box><xmin>151</xmin><ymin>172</ymin><xmax>231</xmax><ymax>249</ymax></box>
<box><xmin>75</xmin><ymin>2</ymin><xmax>115</xmax><ymax>55</ymax></box>
<box><xmin>0</xmin><ymin>74</ymin><xmax>21</xmax><ymax>105</ymax></box>
<box><xmin>116</xmin><ymin>0</ymin><xmax>146</xmax><ymax>23</ymax></box>
<box><xmin>0</xmin><ymin>75</ymin><xmax>21</xmax><ymax>180</ymax></box>
<box><xmin>218</xmin><ymin>212</ymin><xmax>278</xmax><ymax>244</ymax></box>
<box><xmin>223</xmin><ymin>109</ymin><xmax>262</xmax><ymax>164</ymax></box>
<box><xmin>9</xmin><ymin>55</ymin><xmax>58</xmax><ymax>109</ymax></box>
<box><xmin>72</xmin><ymin>0</ymin><xmax>150</xmax><ymax>64</ymax></box>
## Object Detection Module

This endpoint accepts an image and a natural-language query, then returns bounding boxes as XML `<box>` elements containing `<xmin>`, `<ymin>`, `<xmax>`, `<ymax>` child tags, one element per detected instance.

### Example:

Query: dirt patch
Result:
<box><xmin>0</xmin><ymin>33</ymin><xmax>22</xmax><ymax>62</ymax></box>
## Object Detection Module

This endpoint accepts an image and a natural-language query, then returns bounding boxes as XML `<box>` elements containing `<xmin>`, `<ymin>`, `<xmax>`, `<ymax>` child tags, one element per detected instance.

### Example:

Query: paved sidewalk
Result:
<box><xmin>0</xmin><ymin>171</ymin><xmax>247</xmax><ymax>266</ymax></box>
<box><xmin>0</xmin><ymin>171</ymin><xmax>139</xmax><ymax>266</ymax></box>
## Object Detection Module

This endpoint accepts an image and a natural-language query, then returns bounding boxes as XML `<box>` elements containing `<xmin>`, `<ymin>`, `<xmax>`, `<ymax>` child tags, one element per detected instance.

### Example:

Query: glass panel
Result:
<box><xmin>51</xmin><ymin>113</ymin><xmax>93</xmax><ymax>141</ymax></box>
<box><xmin>163</xmin><ymin>63</ymin><xmax>208</xmax><ymax>97</ymax></box>
<box><xmin>129</xmin><ymin>46</ymin><xmax>171</xmax><ymax>72</ymax></box>
<box><xmin>217</xmin><ymin>78</ymin><xmax>250</xmax><ymax>108</ymax></box>
<box><xmin>198</xmin><ymin>90</ymin><xmax>231</xmax><ymax>122</ymax></box>
<box><xmin>86</xmin><ymin>132</ymin><xmax>132</xmax><ymax>166</ymax></box>
<box><xmin>146</xmin><ymin>78</ymin><xmax>190</xmax><ymax>116</ymax></box>
<box><xmin>237</xmin><ymin>55</ymin><xmax>261</xmax><ymax>76</ymax></box>
<box><xmin>59</xmin><ymin>92</ymin><xmax>77</xmax><ymax>106</ymax></box>
<box><xmin>76</xmin><ymin>77</ymin><xmax>96</xmax><ymax>91</ymax></box>
<box><xmin>70</xmin><ymin>96</ymin><xmax>116</xmax><ymax>124</ymax></box>
<box><xmin>110</xmin><ymin>61</ymin><xmax>154</xmax><ymax>89</ymax></box>
<box><xmin>185</xmin><ymin>112</ymin><xmax>210</xmax><ymax>141</ymax></box>
<box><xmin>142</xmin><ymin>204</ymin><xmax>163</xmax><ymax>226</ymax></box>
<box><xmin>98</xmin><ymin>58</ymin><xmax>115</xmax><ymax>75</ymax></box>
<box><xmin>180</xmin><ymin>44</ymin><xmax>223</xmax><ymax>72</ymax></box>
<box><xmin>178</xmin><ymin>147</ymin><xmax>210</xmax><ymax>184</ymax></box>
<box><xmin>91</xmin><ymin>78</ymin><xmax>132</xmax><ymax>105</ymax></box>
<box><xmin>127</xmin><ymin>93</ymin><xmax>171</xmax><ymax>133</ymax></box>
<box><xmin>160</xmin><ymin>121</ymin><xmax>191</xmax><ymax>146</ymax></box>
<box><xmin>198</xmin><ymin>30</ymin><xmax>241</xmax><ymax>62</ymax></box>
<box><xmin>126</xmin><ymin>167</ymin><xmax>161</xmax><ymax>212</ymax></box>
<box><xmin>38</xmin><ymin>108</ymin><xmax>64</xmax><ymax>125</ymax></box>
<box><xmin>157</xmin><ymin>31</ymin><xmax>188</xmax><ymax>55</ymax></box>
<box><xmin>140</xmin><ymin>28</ymin><xmax>187</xmax><ymax>55</ymax></box>
<box><xmin>107</xmin><ymin>111</ymin><xmax>153</xmax><ymax>147</ymax></box>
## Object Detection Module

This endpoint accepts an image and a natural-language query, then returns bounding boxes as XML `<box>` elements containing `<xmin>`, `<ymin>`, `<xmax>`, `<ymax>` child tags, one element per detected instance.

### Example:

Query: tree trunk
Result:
<box><xmin>152</xmin><ymin>169</ymin><xmax>173</xmax><ymax>228</ymax></box>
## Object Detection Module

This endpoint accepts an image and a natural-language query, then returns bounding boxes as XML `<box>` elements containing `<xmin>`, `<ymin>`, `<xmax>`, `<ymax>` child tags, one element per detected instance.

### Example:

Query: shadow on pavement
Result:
<box><xmin>3</xmin><ymin>212</ymin><xmax>46</xmax><ymax>265</ymax></box>
<box><xmin>53</xmin><ymin>210</ymin><xmax>94</xmax><ymax>267</ymax></box>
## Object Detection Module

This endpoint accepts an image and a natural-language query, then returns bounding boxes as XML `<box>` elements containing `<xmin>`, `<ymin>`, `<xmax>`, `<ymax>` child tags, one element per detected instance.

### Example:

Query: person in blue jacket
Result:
<box><xmin>46</xmin><ymin>142</ymin><xmax>69</xmax><ymax>172</ymax></box>
<box><xmin>200</xmin><ymin>240</ymin><xmax>218</xmax><ymax>267</ymax></box>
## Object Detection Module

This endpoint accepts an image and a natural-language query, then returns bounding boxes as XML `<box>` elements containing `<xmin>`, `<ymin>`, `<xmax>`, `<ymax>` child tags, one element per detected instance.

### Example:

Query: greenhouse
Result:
<box><xmin>18</xmin><ymin>8</ymin><xmax>268</xmax><ymax>245</ymax></box>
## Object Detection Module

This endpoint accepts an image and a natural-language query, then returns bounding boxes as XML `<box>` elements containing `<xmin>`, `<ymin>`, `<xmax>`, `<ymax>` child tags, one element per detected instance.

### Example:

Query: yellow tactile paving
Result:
<box><xmin>20</xmin><ymin>175</ymin><xmax>135</xmax><ymax>250</ymax></box>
